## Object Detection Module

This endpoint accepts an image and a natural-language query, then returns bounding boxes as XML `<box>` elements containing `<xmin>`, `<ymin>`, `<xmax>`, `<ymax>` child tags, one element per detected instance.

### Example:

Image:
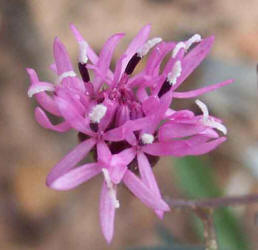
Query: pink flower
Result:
<box><xmin>27</xmin><ymin>24</ymin><xmax>232</xmax><ymax>243</ymax></box>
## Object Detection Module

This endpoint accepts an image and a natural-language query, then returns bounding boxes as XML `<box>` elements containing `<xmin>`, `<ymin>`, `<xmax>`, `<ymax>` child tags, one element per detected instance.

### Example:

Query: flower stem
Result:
<box><xmin>195</xmin><ymin>208</ymin><xmax>218</xmax><ymax>250</ymax></box>
<box><xmin>165</xmin><ymin>193</ymin><xmax>258</xmax><ymax>209</ymax></box>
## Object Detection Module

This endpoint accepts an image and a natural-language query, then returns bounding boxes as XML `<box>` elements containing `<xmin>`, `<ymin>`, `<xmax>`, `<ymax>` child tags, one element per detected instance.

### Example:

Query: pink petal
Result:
<box><xmin>159</xmin><ymin>89</ymin><xmax>173</xmax><ymax>115</ymax></box>
<box><xmin>142</xmin><ymin>141</ymin><xmax>192</xmax><ymax>156</ymax></box>
<box><xmin>112</xmin><ymin>148</ymin><xmax>136</xmax><ymax>166</ymax></box>
<box><xmin>199</xmin><ymin>128</ymin><xmax>219</xmax><ymax>138</ymax></box>
<box><xmin>123</xmin><ymin>170</ymin><xmax>170</xmax><ymax>211</ymax></box>
<box><xmin>49</xmin><ymin>63</ymin><xmax>57</xmax><ymax>73</ymax></box>
<box><xmin>158</xmin><ymin>122</ymin><xmax>206</xmax><ymax>141</ymax></box>
<box><xmin>136</xmin><ymin>86</ymin><xmax>149</xmax><ymax>103</ymax></box>
<box><xmin>26</xmin><ymin>67</ymin><xmax>39</xmax><ymax>82</ymax></box>
<box><xmin>114</xmin><ymin>104</ymin><xmax>130</xmax><ymax>127</ymax></box>
<box><xmin>109</xmin><ymin>164</ymin><xmax>127</xmax><ymax>185</ymax></box>
<box><xmin>99</xmin><ymin>98</ymin><xmax>117</xmax><ymax>132</ymax></box>
<box><xmin>142</xmin><ymin>96</ymin><xmax>159</xmax><ymax>115</ymax></box>
<box><xmin>184</xmin><ymin>135</ymin><xmax>212</xmax><ymax>146</ymax></box>
<box><xmin>173</xmin><ymin>79</ymin><xmax>233</xmax><ymax>98</ymax></box>
<box><xmin>49</xmin><ymin>163</ymin><xmax>101</xmax><ymax>190</ymax></box>
<box><xmin>127</xmin><ymin>42</ymin><xmax>174</xmax><ymax>87</ymax></box>
<box><xmin>100</xmin><ymin>182</ymin><xmax>116</xmax><ymax>244</ymax></box>
<box><xmin>145</xmin><ymin>41</ymin><xmax>175</xmax><ymax>77</ymax></box>
<box><xmin>164</xmin><ymin>108</ymin><xmax>176</xmax><ymax>118</ymax></box>
<box><xmin>97</xmin><ymin>141</ymin><xmax>112</xmax><ymax>164</ymax></box>
<box><xmin>162</xmin><ymin>48</ymin><xmax>184</xmax><ymax>78</ymax></box>
<box><xmin>53</xmin><ymin>37</ymin><xmax>74</xmax><ymax>75</ymax></box>
<box><xmin>55</xmin><ymin>96</ymin><xmax>93</xmax><ymax>135</ymax></box>
<box><xmin>152</xmin><ymin>50</ymin><xmax>184</xmax><ymax>96</ymax></box>
<box><xmin>103</xmin><ymin>125</ymin><xmax>127</xmax><ymax>142</ymax></box>
<box><xmin>125</xmin><ymin>131</ymin><xmax>138</xmax><ymax>146</ymax></box>
<box><xmin>93</xmin><ymin>33</ymin><xmax>125</xmax><ymax>90</ymax></box>
<box><xmin>137</xmin><ymin>152</ymin><xmax>165</xmax><ymax>219</ymax></box>
<box><xmin>142</xmin><ymin>90</ymin><xmax>173</xmax><ymax>134</ymax></box>
<box><xmin>168</xmin><ymin>110</ymin><xmax>194</xmax><ymax>120</ymax></box>
<box><xmin>124</xmin><ymin>24</ymin><xmax>151</xmax><ymax>58</ymax></box>
<box><xmin>70</xmin><ymin>24</ymin><xmax>99</xmax><ymax>64</ymax></box>
<box><xmin>46</xmin><ymin>138</ymin><xmax>96</xmax><ymax>185</ymax></box>
<box><xmin>116</xmin><ymin>25</ymin><xmax>151</xmax><ymax>81</ymax></box>
<box><xmin>27</xmin><ymin>68</ymin><xmax>61</xmax><ymax>116</ymax></box>
<box><xmin>103</xmin><ymin>117</ymin><xmax>152</xmax><ymax>141</ymax></box>
<box><xmin>185</xmin><ymin>136</ymin><xmax>227</xmax><ymax>155</ymax></box>
<box><xmin>108</xmin><ymin>148</ymin><xmax>136</xmax><ymax>184</ymax></box>
<box><xmin>126</xmin><ymin>116</ymin><xmax>155</xmax><ymax>131</ymax></box>
<box><xmin>34</xmin><ymin>107</ymin><xmax>71</xmax><ymax>132</ymax></box>
<box><xmin>55</xmin><ymin>87</ymin><xmax>86</xmax><ymax>115</ymax></box>
<box><xmin>143</xmin><ymin>137</ymin><xmax>226</xmax><ymax>156</ymax></box>
<box><xmin>35</xmin><ymin>93</ymin><xmax>61</xmax><ymax>116</ymax></box>
<box><xmin>59</xmin><ymin>76</ymin><xmax>85</xmax><ymax>94</ymax></box>
<box><xmin>112</xmin><ymin>54</ymin><xmax>127</xmax><ymax>85</ymax></box>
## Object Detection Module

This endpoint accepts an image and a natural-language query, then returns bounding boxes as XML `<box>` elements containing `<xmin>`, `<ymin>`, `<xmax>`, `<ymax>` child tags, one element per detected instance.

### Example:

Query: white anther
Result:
<box><xmin>205</xmin><ymin>118</ymin><xmax>227</xmax><ymax>135</ymax></box>
<box><xmin>78</xmin><ymin>41</ymin><xmax>88</xmax><ymax>64</ymax></box>
<box><xmin>172</xmin><ymin>34</ymin><xmax>202</xmax><ymax>58</ymax></box>
<box><xmin>56</xmin><ymin>71</ymin><xmax>76</xmax><ymax>84</ymax></box>
<box><xmin>195</xmin><ymin>99</ymin><xmax>227</xmax><ymax>135</ymax></box>
<box><xmin>172</xmin><ymin>42</ymin><xmax>186</xmax><ymax>58</ymax></box>
<box><xmin>102</xmin><ymin>168</ymin><xmax>112</xmax><ymax>189</ymax></box>
<box><xmin>89</xmin><ymin>104</ymin><xmax>107</xmax><ymax>123</ymax></box>
<box><xmin>137</xmin><ymin>37</ymin><xmax>162</xmax><ymax>57</ymax></box>
<box><xmin>195</xmin><ymin>99</ymin><xmax>209</xmax><ymax>120</ymax></box>
<box><xmin>28</xmin><ymin>85</ymin><xmax>54</xmax><ymax>98</ymax></box>
<box><xmin>102</xmin><ymin>168</ymin><xmax>120</xmax><ymax>208</ymax></box>
<box><xmin>141</xmin><ymin>133</ymin><xmax>154</xmax><ymax>144</ymax></box>
<box><xmin>167</xmin><ymin>61</ymin><xmax>182</xmax><ymax>85</ymax></box>
<box><xmin>185</xmin><ymin>34</ymin><xmax>202</xmax><ymax>50</ymax></box>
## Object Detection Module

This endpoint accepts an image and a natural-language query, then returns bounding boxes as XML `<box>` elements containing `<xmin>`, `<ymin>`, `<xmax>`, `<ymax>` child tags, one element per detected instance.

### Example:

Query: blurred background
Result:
<box><xmin>0</xmin><ymin>0</ymin><xmax>257</xmax><ymax>249</ymax></box>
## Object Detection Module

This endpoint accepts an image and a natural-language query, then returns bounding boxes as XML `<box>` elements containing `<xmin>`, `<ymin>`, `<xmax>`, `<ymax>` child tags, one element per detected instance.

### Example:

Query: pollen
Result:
<box><xmin>28</xmin><ymin>85</ymin><xmax>54</xmax><ymax>98</ymax></box>
<box><xmin>172</xmin><ymin>34</ymin><xmax>202</xmax><ymax>58</ymax></box>
<box><xmin>78</xmin><ymin>41</ymin><xmax>88</xmax><ymax>64</ymax></box>
<box><xmin>56</xmin><ymin>70</ymin><xmax>76</xmax><ymax>84</ymax></box>
<box><xmin>102</xmin><ymin>168</ymin><xmax>120</xmax><ymax>208</ymax></box>
<box><xmin>195</xmin><ymin>99</ymin><xmax>227</xmax><ymax>135</ymax></box>
<box><xmin>89</xmin><ymin>104</ymin><xmax>107</xmax><ymax>123</ymax></box>
<box><xmin>195</xmin><ymin>99</ymin><xmax>209</xmax><ymax>120</ymax></box>
<box><xmin>137</xmin><ymin>37</ymin><xmax>162</xmax><ymax>57</ymax></box>
<box><xmin>185</xmin><ymin>34</ymin><xmax>202</xmax><ymax>50</ymax></box>
<box><xmin>141</xmin><ymin>133</ymin><xmax>154</xmax><ymax>144</ymax></box>
<box><xmin>167</xmin><ymin>61</ymin><xmax>182</xmax><ymax>85</ymax></box>
<box><xmin>172</xmin><ymin>42</ymin><xmax>186</xmax><ymax>58</ymax></box>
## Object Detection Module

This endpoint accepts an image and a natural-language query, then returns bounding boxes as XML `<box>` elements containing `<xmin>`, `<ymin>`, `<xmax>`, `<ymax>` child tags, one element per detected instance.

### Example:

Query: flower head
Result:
<box><xmin>27</xmin><ymin>24</ymin><xmax>232</xmax><ymax>243</ymax></box>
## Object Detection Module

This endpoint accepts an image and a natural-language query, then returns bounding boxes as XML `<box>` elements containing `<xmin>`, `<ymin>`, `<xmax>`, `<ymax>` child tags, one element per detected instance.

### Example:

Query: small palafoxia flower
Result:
<box><xmin>27</xmin><ymin>24</ymin><xmax>232</xmax><ymax>243</ymax></box>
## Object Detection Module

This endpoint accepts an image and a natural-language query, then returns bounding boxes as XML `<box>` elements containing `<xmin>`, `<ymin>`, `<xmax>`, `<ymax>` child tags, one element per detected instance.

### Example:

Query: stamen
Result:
<box><xmin>141</xmin><ymin>133</ymin><xmax>154</xmax><ymax>144</ymax></box>
<box><xmin>172</xmin><ymin>34</ymin><xmax>202</xmax><ymax>58</ymax></box>
<box><xmin>56</xmin><ymin>71</ymin><xmax>76</xmax><ymax>84</ymax></box>
<box><xmin>89</xmin><ymin>104</ymin><xmax>107</xmax><ymax>123</ymax></box>
<box><xmin>195</xmin><ymin>99</ymin><xmax>209</xmax><ymax>120</ymax></box>
<box><xmin>172</xmin><ymin>42</ymin><xmax>186</xmax><ymax>58</ymax></box>
<box><xmin>195</xmin><ymin>99</ymin><xmax>227</xmax><ymax>135</ymax></box>
<box><xmin>158</xmin><ymin>80</ymin><xmax>171</xmax><ymax>97</ymax></box>
<box><xmin>137</xmin><ymin>37</ymin><xmax>162</xmax><ymax>58</ymax></box>
<box><xmin>78</xmin><ymin>41</ymin><xmax>88</xmax><ymax>64</ymax></box>
<box><xmin>167</xmin><ymin>61</ymin><xmax>182</xmax><ymax>85</ymax></box>
<box><xmin>78</xmin><ymin>63</ymin><xmax>90</xmax><ymax>82</ymax></box>
<box><xmin>102</xmin><ymin>168</ymin><xmax>120</xmax><ymax>208</ymax></box>
<box><xmin>185</xmin><ymin>34</ymin><xmax>202</xmax><ymax>50</ymax></box>
<box><xmin>125</xmin><ymin>54</ymin><xmax>141</xmax><ymax>75</ymax></box>
<box><xmin>28</xmin><ymin>85</ymin><xmax>54</xmax><ymax>98</ymax></box>
<box><xmin>205</xmin><ymin>118</ymin><xmax>227</xmax><ymax>135</ymax></box>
